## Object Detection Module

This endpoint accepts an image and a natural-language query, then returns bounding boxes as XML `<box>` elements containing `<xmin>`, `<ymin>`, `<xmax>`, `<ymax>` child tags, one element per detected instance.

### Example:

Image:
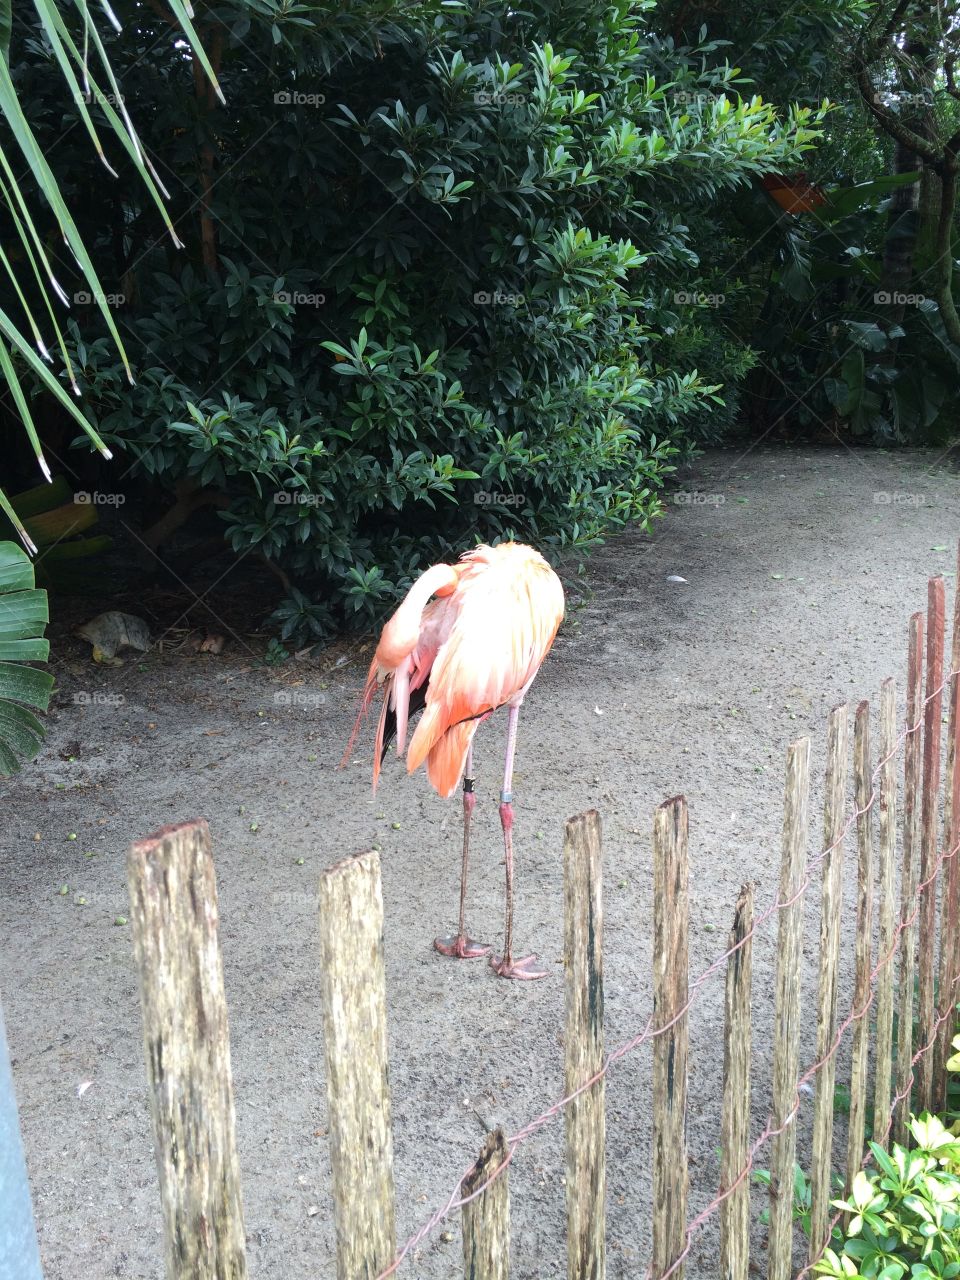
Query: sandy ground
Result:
<box><xmin>1</xmin><ymin>445</ymin><xmax>959</xmax><ymax>1280</ymax></box>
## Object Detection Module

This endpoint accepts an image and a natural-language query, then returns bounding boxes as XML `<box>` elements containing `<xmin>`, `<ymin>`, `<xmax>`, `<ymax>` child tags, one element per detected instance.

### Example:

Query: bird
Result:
<box><xmin>343</xmin><ymin>541</ymin><xmax>565</xmax><ymax>979</ymax></box>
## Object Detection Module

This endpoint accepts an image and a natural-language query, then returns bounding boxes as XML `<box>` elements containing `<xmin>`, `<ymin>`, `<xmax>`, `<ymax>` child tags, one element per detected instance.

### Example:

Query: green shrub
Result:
<box><xmin>11</xmin><ymin>1</ymin><xmax>824</xmax><ymax>639</ymax></box>
<box><xmin>815</xmin><ymin>1113</ymin><xmax>960</xmax><ymax>1280</ymax></box>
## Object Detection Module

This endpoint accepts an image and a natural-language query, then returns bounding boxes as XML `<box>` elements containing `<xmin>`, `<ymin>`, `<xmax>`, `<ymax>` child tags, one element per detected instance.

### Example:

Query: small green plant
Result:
<box><xmin>946</xmin><ymin>1030</ymin><xmax>960</xmax><ymax>1125</ymax></box>
<box><xmin>834</xmin><ymin>1082</ymin><xmax>852</xmax><ymax>1118</ymax></box>
<box><xmin>753</xmin><ymin>1163</ymin><xmax>843</xmax><ymax>1238</ymax></box>
<box><xmin>263</xmin><ymin>637</ymin><xmax>290</xmax><ymax>667</ymax></box>
<box><xmin>814</xmin><ymin>1114</ymin><xmax>960</xmax><ymax>1280</ymax></box>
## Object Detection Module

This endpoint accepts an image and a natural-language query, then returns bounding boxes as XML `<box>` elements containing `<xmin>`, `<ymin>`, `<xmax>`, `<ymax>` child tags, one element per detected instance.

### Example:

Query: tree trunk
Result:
<box><xmin>878</xmin><ymin>38</ymin><xmax>931</xmax><ymax>331</ymax></box>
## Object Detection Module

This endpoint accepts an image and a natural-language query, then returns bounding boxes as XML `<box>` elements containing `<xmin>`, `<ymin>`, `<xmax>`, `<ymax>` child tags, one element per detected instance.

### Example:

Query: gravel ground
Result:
<box><xmin>1</xmin><ymin>444</ymin><xmax>958</xmax><ymax>1279</ymax></box>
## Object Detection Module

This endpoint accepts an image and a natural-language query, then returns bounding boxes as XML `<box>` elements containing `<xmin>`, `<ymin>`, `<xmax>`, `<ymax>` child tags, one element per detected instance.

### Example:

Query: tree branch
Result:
<box><xmin>852</xmin><ymin>62</ymin><xmax>943</xmax><ymax>167</ymax></box>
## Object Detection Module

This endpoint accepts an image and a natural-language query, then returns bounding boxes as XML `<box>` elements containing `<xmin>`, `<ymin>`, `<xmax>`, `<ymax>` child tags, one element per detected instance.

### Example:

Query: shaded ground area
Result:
<box><xmin>1</xmin><ymin>446</ymin><xmax>959</xmax><ymax>1279</ymax></box>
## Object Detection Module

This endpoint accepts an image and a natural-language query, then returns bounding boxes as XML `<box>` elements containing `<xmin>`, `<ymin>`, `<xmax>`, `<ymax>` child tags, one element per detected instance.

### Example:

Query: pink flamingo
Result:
<box><xmin>345</xmin><ymin>542</ymin><xmax>565</xmax><ymax>979</ymax></box>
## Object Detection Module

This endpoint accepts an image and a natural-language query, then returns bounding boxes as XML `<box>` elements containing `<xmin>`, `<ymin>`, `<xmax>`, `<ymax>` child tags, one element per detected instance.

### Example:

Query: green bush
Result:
<box><xmin>815</xmin><ymin>1113</ymin><xmax>960</xmax><ymax>1280</ymax></box>
<box><xmin>11</xmin><ymin>1</ymin><xmax>824</xmax><ymax>638</ymax></box>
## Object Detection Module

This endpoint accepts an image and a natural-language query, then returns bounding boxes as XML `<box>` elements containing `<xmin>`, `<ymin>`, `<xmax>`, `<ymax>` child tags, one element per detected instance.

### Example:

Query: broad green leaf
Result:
<box><xmin>0</xmin><ymin>543</ymin><xmax>50</xmax><ymax>774</ymax></box>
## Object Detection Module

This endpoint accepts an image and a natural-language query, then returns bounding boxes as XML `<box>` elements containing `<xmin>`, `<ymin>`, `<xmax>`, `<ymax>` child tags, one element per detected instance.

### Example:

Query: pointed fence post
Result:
<box><xmin>917</xmin><ymin>578</ymin><xmax>945</xmax><ymax>1111</ymax></box>
<box><xmin>846</xmin><ymin>701</ymin><xmax>874</xmax><ymax>1193</ymax></box>
<box><xmin>127</xmin><ymin>819</ymin><xmax>248</xmax><ymax>1280</ymax></box>
<box><xmin>873</xmin><ymin>678</ymin><xmax>898</xmax><ymax>1145</ymax></box>
<box><xmin>317</xmin><ymin>850</ymin><xmax>396</xmax><ymax>1279</ymax></box>
<box><xmin>896</xmin><ymin>613</ymin><xmax>925</xmax><ymax>1143</ymax></box>
<box><xmin>462</xmin><ymin>1129</ymin><xmax>510</xmax><ymax>1280</ymax></box>
<box><xmin>720</xmin><ymin>884</ymin><xmax>754</xmax><ymax>1280</ymax></box>
<box><xmin>652</xmin><ymin>796</ymin><xmax>689</xmax><ymax>1280</ymax></box>
<box><xmin>769</xmin><ymin>738</ymin><xmax>811</xmax><ymax>1280</ymax></box>
<box><xmin>935</xmin><ymin>554</ymin><xmax>960</xmax><ymax>1106</ymax></box>
<box><xmin>564</xmin><ymin>809</ymin><xmax>605</xmax><ymax>1280</ymax></box>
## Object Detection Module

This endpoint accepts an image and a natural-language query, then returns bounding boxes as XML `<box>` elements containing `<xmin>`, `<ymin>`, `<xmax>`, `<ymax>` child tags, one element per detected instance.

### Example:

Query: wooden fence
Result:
<box><xmin>4</xmin><ymin>552</ymin><xmax>960</xmax><ymax>1280</ymax></box>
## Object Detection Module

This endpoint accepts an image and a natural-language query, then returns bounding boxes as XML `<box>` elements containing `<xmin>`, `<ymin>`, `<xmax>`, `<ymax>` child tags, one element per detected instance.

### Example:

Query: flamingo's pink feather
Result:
<box><xmin>345</xmin><ymin>543</ymin><xmax>564</xmax><ymax>797</ymax></box>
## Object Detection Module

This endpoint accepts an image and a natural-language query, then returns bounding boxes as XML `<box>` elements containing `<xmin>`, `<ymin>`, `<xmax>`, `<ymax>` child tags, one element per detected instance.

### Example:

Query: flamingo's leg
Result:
<box><xmin>435</xmin><ymin>742</ymin><xmax>491</xmax><ymax>959</ymax></box>
<box><xmin>490</xmin><ymin>702</ymin><xmax>547</xmax><ymax>980</ymax></box>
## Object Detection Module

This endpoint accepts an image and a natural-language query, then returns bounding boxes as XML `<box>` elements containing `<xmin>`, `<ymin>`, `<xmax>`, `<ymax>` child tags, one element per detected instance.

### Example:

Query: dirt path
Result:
<box><xmin>1</xmin><ymin>446</ymin><xmax>958</xmax><ymax>1279</ymax></box>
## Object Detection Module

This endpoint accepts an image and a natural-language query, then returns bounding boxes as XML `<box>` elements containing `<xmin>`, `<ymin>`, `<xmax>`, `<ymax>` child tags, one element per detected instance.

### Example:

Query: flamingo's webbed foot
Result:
<box><xmin>489</xmin><ymin>952</ymin><xmax>548</xmax><ymax>980</ymax></box>
<box><xmin>434</xmin><ymin>934</ymin><xmax>491</xmax><ymax>959</ymax></box>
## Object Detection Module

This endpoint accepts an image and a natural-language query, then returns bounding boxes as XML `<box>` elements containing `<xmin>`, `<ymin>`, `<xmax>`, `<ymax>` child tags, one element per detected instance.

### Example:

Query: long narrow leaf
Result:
<box><xmin>30</xmin><ymin>0</ymin><xmax>118</xmax><ymax>175</ymax></box>
<box><xmin>0</xmin><ymin>493</ymin><xmax>37</xmax><ymax>555</ymax></box>
<box><xmin>0</xmin><ymin>144</ymin><xmax>70</xmax><ymax>306</ymax></box>
<box><xmin>0</xmin><ymin>306</ymin><xmax>110</xmax><ymax>453</ymax></box>
<box><xmin>50</xmin><ymin>6</ymin><xmax>183</xmax><ymax>229</ymax></box>
<box><xmin>0</xmin><ymin>57</ymin><xmax>133</xmax><ymax>381</ymax></box>
<box><xmin>164</xmin><ymin>0</ymin><xmax>226</xmax><ymax>104</ymax></box>
<box><xmin>0</xmin><ymin>167</ymin><xmax>81</xmax><ymax>387</ymax></box>
<box><xmin>0</xmin><ymin>345</ymin><xmax>51</xmax><ymax>480</ymax></box>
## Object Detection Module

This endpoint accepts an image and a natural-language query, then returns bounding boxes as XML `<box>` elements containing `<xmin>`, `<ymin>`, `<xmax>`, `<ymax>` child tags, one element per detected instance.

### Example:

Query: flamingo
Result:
<box><xmin>344</xmin><ymin>542</ymin><xmax>565</xmax><ymax>979</ymax></box>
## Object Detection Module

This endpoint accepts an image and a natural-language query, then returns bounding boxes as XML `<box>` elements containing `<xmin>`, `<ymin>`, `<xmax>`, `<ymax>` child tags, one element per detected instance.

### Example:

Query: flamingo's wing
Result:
<box><xmin>341</xmin><ymin>591</ymin><xmax>455</xmax><ymax>790</ymax></box>
<box><xmin>406</xmin><ymin>554</ymin><xmax>564</xmax><ymax>794</ymax></box>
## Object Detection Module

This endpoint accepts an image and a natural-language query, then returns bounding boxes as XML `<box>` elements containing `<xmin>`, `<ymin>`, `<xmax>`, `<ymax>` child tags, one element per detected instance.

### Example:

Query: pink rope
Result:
<box><xmin>376</xmin><ymin>662</ymin><xmax>960</xmax><ymax>1279</ymax></box>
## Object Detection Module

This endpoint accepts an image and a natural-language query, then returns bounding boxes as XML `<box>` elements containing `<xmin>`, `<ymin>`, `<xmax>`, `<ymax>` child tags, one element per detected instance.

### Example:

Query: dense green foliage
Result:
<box><xmin>6</xmin><ymin>0</ymin><xmax>822</xmax><ymax>637</ymax></box>
<box><xmin>816</xmin><ymin>1113</ymin><xmax>960</xmax><ymax>1280</ymax></box>
<box><xmin>6</xmin><ymin>0</ymin><xmax>960</xmax><ymax>638</ymax></box>
<box><xmin>662</xmin><ymin>0</ymin><xmax>960</xmax><ymax>444</ymax></box>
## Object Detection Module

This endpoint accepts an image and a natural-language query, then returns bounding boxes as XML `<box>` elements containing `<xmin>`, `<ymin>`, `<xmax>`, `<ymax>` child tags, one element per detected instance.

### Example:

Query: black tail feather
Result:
<box><xmin>380</xmin><ymin>678</ymin><xmax>429</xmax><ymax>763</ymax></box>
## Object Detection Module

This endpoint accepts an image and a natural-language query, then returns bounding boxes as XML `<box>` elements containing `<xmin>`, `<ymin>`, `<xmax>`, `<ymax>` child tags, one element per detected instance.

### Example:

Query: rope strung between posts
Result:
<box><xmin>376</xmin><ymin>661</ymin><xmax>960</xmax><ymax>1280</ymax></box>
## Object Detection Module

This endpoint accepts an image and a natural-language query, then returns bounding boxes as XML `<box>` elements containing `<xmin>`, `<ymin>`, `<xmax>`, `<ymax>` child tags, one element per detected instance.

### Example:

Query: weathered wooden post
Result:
<box><xmin>809</xmin><ymin>705</ymin><xmax>850</xmax><ymax>1262</ymax></box>
<box><xmin>127</xmin><ymin>820</ymin><xmax>248</xmax><ymax>1280</ymax></box>
<box><xmin>935</xmin><ymin>553</ymin><xmax>960</xmax><ymax>1107</ymax></box>
<box><xmin>317</xmin><ymin>850</ymin><xmax>396</xmax><ymax>1279</ymax></box>
<box><xmin>564</xmin><ymin>809</ymin><xmax>605</xmax><ymax>1280</ymax></box>
<box><xmin>896</xmin><ymin>612</ymin><xmax>924</xmax><ymax>1143</ymax></box>
<box><xmin>917</xmin><ymin>577</ymin><xmax>945</xmax><ymax>1111</ymax></box>
<box><xmin>768</xmin><ymin>738</ymin><xmax>811</xmax><ymax>1280</ymax></box>
<box><xmin>720</xmin><ymin>883</ymin><xmax>754</xmax><ymax>1280</ymax></box>
<box><xmin>652</xmin><ymin>796</ymin><xmax>689</xmax><ymax>1280</ymax></box>
<box><xmin>873</xmin><ymin>678</ymin><xmax>898</xmax><ymax>1143</ymax></box>
<box><xmin>462</xmin><ymin>1129</ymin><xmax>510</xmax><ymax>1280</ymax></box>
<box><xmin>846</xmin><ymin>701</ymin><xmax>874</xmax><ymax>1194</ymax></box>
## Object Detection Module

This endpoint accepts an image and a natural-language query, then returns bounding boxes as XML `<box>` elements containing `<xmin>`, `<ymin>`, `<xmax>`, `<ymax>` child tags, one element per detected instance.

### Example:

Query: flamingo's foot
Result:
<box><xmin>434</xmin><ymin>934</ymin><xmax>492</xmax><ymax>959</ymax></box>
<box><xmin>489</xmin><ymin>952</ymin><xmax>549</xmax><ymax>981</ymax></box>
